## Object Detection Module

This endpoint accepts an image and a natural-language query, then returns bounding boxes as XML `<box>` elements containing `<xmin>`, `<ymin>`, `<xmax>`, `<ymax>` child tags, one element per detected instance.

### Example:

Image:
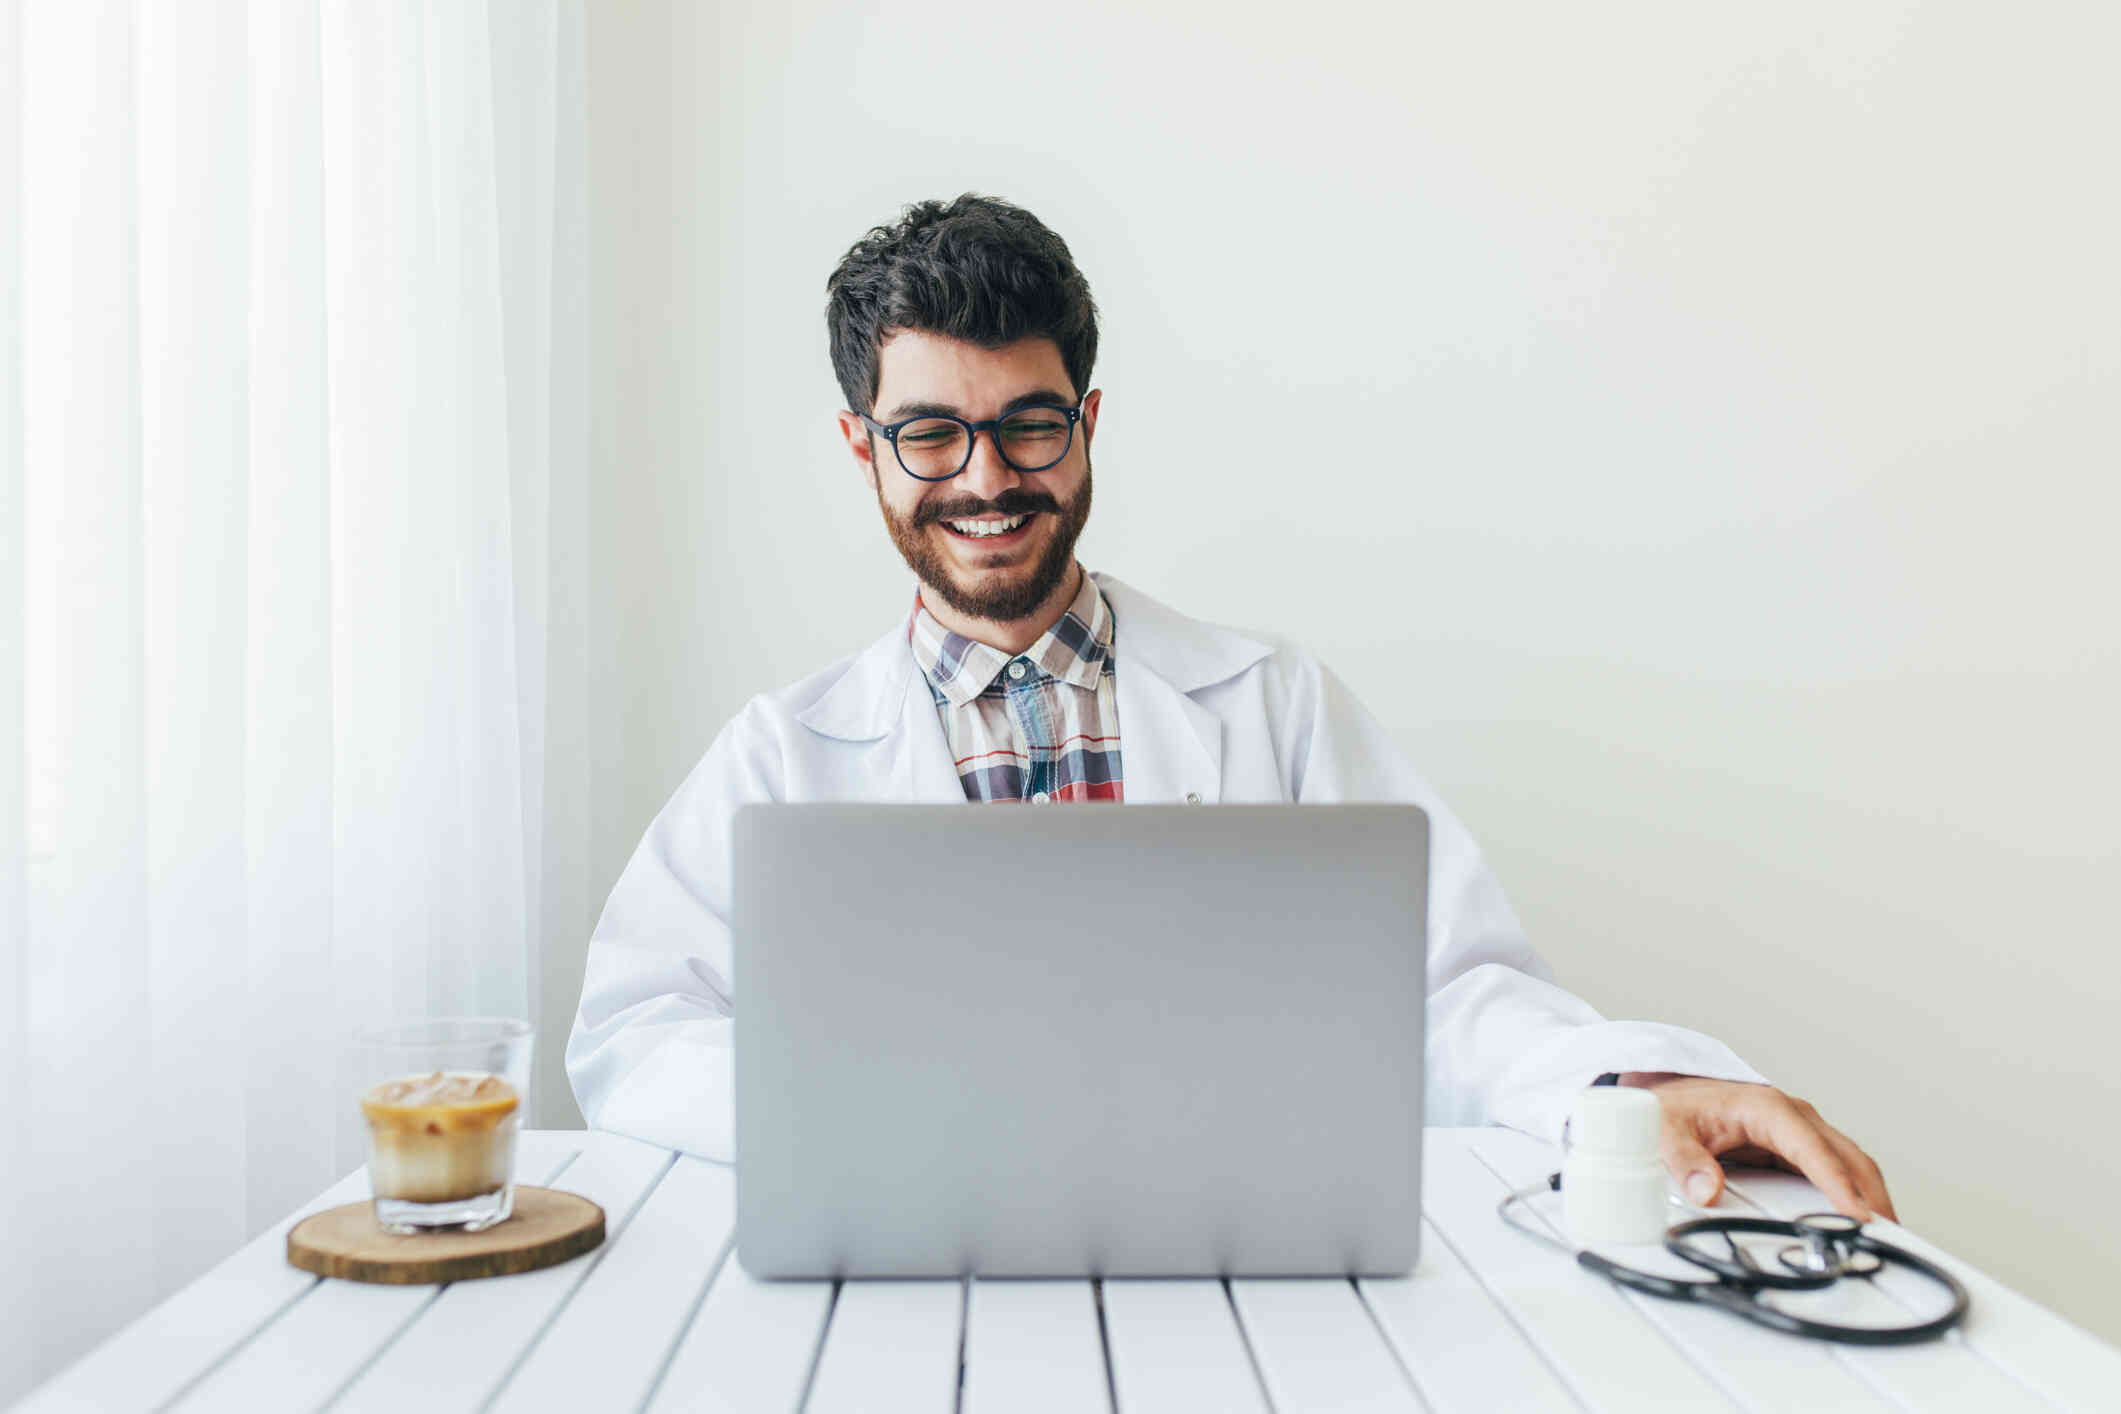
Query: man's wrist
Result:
<box><xmin>1615</xmin><ymin>1071</ymin><xmax>1690</xmax><ymax>1088</ymax></box>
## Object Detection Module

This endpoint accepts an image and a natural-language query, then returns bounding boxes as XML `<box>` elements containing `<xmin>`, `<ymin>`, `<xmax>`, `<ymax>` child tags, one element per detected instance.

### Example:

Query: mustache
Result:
<box><xmin>913</xmin><ymin>489</ymin><xmax>1060</xmax><ymax>527</ymax></box>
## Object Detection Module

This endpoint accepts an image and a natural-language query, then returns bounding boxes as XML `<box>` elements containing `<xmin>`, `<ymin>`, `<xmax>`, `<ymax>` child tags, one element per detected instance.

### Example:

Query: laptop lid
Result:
<box><xmin>733</xmin><ymin>803</ymin><xmax>1427</xmax><ymax>1278</ymax></box>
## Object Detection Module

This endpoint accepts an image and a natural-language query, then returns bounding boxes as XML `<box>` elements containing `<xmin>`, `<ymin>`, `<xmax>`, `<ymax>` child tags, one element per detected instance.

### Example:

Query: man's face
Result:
<box><xmin>837</xmin><ymin>331</ymin><xmax>1101</xmax><ymax>626</ymax></box>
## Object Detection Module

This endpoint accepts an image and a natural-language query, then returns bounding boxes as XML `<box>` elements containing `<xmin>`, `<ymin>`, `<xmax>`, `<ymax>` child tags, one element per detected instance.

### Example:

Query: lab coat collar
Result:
<box><xmin>1091</xmin><ymin>573</ymin><xmax>1275</xmax><ymax>693</ymax></box>
<box><xmin>794</xmin><ymin>614</ymin><xmax>921</xmax><ymax>744</ymax></box>
<box><xmin>793</xmin><ymin>571</ymin><xmax>1274</xmax><ymax>803</ymax></box>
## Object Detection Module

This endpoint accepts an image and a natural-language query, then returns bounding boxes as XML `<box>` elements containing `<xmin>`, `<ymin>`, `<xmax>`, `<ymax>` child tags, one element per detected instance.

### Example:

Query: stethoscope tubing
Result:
<box><xmin>1498</xmin><ymin>1179</ymin><xmax>1972</xmax><ymax>1345</ymax></box>
<box><xmin>1578</xmin><ymin>1228</ymin><xmax>1971</xmax><ymax>1345</ymax></box>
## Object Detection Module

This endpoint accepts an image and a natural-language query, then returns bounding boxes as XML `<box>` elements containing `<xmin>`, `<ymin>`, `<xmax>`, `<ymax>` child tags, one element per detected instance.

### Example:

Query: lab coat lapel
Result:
<box><xmin>894</xmin><ymin>660</ymin><xmax>972</xmax><ymax>803</ymax></box>
<box><xmin>1097</xmin><ymin>571</ymin><xmax>1277</xmax><ymax>806</ymax></box>
<box><xmin>1115</xmin><ymin>653</ymin><xmax>1222</xmax><ymax>804</ymax></box>
<box><xmin>793</xmin><ymin>615</ymin><xmax>964</xmax><ymax>802</ymax></box>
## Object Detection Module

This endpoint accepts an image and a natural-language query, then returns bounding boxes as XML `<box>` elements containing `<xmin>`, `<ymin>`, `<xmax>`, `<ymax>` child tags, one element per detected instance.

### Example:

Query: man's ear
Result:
<box><xmin>1080</xmin><ymin>388</ymin><xmax>1102</xmax><ymax>451</ymax></box>
<box><xmin>836</xmin><ymin>409</ymin><xmax>880</xmax><ymax>492</ymax></box>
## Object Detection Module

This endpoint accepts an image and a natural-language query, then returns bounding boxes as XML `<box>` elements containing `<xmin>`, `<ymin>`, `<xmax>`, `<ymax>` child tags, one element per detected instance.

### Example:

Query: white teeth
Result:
<box><xmin>946</xmin><ymin>514</ymin><xmax>1027</xmax><ymax>537</ymax></box>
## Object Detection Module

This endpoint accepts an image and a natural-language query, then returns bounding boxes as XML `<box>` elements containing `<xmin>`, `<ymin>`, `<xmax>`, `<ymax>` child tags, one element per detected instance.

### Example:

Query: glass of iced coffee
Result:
<box><xmin>354</xmin><ymin>1017</ymin><xmax>532</xmax><ymax>1234</ymax></box>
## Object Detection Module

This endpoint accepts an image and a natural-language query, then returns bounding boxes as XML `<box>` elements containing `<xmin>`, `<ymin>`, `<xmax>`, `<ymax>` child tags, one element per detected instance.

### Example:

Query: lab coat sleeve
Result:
<box><xmin>1285</xmin><ymin>654</ymin><xmax>1770</xmax><ymax>1146</ymax></box>
<box><xmin>565</xmin><ymin>699</ymin><xmax>778</xmax><ymax>1162</ymax></box>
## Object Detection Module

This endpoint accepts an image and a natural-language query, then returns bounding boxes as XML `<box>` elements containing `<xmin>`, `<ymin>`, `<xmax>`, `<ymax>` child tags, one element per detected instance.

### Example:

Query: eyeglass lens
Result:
<box><xmin>896</xmin><ymin>408</ymin><xmax>1073</xmax><ymax>479</ymax></box>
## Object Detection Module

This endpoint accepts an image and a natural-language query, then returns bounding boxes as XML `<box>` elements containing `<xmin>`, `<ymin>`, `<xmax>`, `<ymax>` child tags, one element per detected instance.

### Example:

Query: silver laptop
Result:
<box><xmin>732</xmin><ymin>803</ymin><xmax>1427</xmax><ymax>1278</ymax></box>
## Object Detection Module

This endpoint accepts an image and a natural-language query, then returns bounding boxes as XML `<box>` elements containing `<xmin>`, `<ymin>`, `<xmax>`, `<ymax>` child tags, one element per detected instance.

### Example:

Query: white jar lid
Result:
<box><xmin>1571</xmin><ymin>1084</ymin><xmax>1660</xmax><ymax>1158</ymax></box>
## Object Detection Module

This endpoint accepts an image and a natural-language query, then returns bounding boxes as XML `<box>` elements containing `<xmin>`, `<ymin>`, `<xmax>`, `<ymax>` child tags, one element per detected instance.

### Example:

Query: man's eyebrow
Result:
<box><xmin>880</xmin><ymin>388</ymin><xmax>1076</xmax><ymax>422</ymax></box>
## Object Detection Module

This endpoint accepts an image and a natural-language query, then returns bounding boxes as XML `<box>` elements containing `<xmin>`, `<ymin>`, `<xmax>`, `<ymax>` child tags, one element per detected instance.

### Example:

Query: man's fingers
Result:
<box><xmin>1752</xmin><ymin>1096</ymin><xmax>1871</xmax><ymax>1220</ymax></box>
<box><xmin>1817</xmin><ymin>1120</ymin><xmax>1897</xmax><ymax>1222</ymax></box>
<box><xmin>1660</xmin><ymin>1115</ymin><xmax>1727</xmax><ymax>1208</ymax></box>
<box><xmin>1628</xmin><ymin>1078</ymin><xmax>1894</xmax><ymax>1224</ymax></box>
<box><xmin>1714</xmin><ymin>1143</ymin><xmax>1801</xmax><ymax>1176</ymax></box>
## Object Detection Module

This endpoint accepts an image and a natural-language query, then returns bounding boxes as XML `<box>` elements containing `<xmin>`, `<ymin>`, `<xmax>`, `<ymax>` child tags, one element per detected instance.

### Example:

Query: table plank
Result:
<box><xmin>1360</xmin><ymin>1218</ymin><xmax>1583</xmax><ymax>1413</ymax></box>
<box><xmin>163</xmin><ymin>1136</ymin><xmax>583</xmax><ymax>1413</ymax></box>
<box><xmin>1101</xmin><ymin>1279</ymin><xmax>1269</xmax><ymax>1413</ymax></box>
<box><xmin>1420</xmin><ymin>1132</ymin><xmax>1736</xmax><ymax>1411</ymax></box>
<box><xmin>645</xmin><ymin>1261</ymin><xmax>835</xmax><ymax>1413</ymax></box>
<box><xmin>803</xmin><ymin>1279</ymin><xmax>966</xmax><ymax>1413</ymax></box>
<box><xmin>8</xmin><ymin>1153</ymin><xmax>374</xmax><ymax>1414</ymax></box>
<box><xmin>1725</xmin><ymin>1166</ymin><xmax>2118</xmax><ymax>1414</ymax></box>
<box><xmin>328</xmin><ymin>1129</ymin><xmax>675</xmax><ymax>1412</ymax></box>
<box><xmin>960</xmin><ymin>1279</ymin><xmax>1111</xmax><ymax>1414</ymax></box>
<box><xmin>487</xmin><ymin>1154</ymin><xmax>734</xmax><ymax>1412</ymax></box>
<box><xmin>20</xmin><ymin>1139</ymin><xmax>581</xmax><ymax>1414</ymax></box>
<box><xmin>1229</xmin><ymin>1277</ymin><xmax>1423</xmax><ymax>1413</ymax></box>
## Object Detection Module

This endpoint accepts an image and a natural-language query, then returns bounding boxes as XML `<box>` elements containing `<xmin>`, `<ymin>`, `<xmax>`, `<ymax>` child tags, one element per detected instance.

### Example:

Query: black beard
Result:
<box><xmin>877</xmin><ymin>458</ymin><xmax>1094</xmax><ymax>624</ymax></box>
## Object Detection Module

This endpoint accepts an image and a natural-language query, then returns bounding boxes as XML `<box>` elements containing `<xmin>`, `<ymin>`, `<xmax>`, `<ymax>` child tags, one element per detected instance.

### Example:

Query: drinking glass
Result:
<box><xmin>354</xmin><ymin>1017</ymin><xmax>533</xmax><ymax>1234</ymax></box>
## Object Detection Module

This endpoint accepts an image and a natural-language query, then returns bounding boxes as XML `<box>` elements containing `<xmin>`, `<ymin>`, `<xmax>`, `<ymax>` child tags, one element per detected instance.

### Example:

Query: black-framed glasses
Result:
<box><xmin>857</xmin><ymin>397</ymin><xmax>1085</xmax><ymax>481</ymax></box>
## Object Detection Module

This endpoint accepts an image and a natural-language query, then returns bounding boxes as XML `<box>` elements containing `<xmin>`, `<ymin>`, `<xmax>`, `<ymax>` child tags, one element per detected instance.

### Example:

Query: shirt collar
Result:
<box><xmin>796</xmin><ymin>570</ymin><xmax>1271</xmax><ymax>743</ymax></box>
<box><xmin>908</xmin><ymin>565</ymin><xmax>1113</xmax><ymax>708</ymax></box>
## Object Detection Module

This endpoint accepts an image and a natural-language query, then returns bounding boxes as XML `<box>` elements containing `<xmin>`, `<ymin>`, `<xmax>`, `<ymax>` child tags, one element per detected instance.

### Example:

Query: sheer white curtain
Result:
<box><xmin>0</xmin><ymin>0</ymin><xmax>590</xmax><ymax>1398</ymax></box>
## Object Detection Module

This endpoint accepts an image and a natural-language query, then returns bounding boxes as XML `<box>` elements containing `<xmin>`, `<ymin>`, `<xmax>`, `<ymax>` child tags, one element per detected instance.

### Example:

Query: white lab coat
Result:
<box><xmin>567</xmin><ymin>571</ymin><xmax>1765</xmax><ymax>1160</ymax></box>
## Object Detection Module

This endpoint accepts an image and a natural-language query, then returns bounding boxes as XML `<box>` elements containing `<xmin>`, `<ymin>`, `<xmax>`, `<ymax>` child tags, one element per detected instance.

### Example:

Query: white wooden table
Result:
<box><xmin>18</xmin><ymin>1128</ymin><xmax>2117</xmax><ymax>1412</ymax></box>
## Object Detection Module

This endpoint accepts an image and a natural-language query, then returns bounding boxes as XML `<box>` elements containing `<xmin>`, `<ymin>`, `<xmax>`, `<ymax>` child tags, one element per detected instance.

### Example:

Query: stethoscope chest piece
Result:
<box><xmin>1774</xmin><ymin>1212</ymin><xmax>1884</xmax><ymax>1278</ymax></box>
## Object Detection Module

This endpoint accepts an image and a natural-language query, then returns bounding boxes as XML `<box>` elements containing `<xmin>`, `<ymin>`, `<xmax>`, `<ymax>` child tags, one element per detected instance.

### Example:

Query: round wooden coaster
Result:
<box><xmin>287</xmin><ymin>1185</ymin><xmax>605</xmax><ymax>1285</ymax></box>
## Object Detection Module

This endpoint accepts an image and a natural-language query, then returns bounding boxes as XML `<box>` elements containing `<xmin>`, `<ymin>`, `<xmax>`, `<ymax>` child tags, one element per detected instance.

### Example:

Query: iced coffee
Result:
<box><xmin>362</xmin><ymin>1071</ymin><xmax>519</xmax><ymax>1209</ymax></box>
<box><xmin>354</xmin><ymin>1018</ymin><xmax>533</xmax><ymax>1233</ymax></box>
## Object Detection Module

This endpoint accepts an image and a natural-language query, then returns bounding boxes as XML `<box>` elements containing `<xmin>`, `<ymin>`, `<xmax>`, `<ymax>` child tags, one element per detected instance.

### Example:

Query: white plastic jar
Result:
<box><xmin>1561</xmin><ymin>1085</ymin><xmax>1671</xmax><ymax>1246</ymax></box>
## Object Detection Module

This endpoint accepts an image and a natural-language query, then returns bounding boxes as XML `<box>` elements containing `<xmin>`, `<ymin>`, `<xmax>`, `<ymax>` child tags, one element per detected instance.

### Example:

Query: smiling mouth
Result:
<box><xmin>936</xmin><ymin>512</ymin><xmax>1038</xmax><ymax>543</ymax></box>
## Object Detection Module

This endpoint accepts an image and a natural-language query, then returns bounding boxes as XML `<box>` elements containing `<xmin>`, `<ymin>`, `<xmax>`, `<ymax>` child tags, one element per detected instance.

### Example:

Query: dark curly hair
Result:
<box><xmin>825</xmin><ymin>193</ymin><xmax>1100</xmax><ymax>417</ymax></box>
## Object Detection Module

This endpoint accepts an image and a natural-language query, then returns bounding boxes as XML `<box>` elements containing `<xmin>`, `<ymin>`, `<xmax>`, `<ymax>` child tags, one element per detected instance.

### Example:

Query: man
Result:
<box><xmin>568</xmin><ymin>194</ymin><xmax>1895</xmax><ymax>1221</ymax></box>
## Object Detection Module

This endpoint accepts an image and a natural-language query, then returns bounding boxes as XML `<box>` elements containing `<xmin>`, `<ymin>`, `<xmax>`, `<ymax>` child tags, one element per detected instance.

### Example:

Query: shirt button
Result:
<box><xmin>1184</xmin><ymin>791</ymin><xmax>1202</xmax><ymax>805</ymax></box>
<box><xmin>1032</xmin><ymin>790</ymin><xmax>1050</xmax><ymax>804</ymax></box>
<box><xmin>1007</xmin><ymin>660</ymin><xmax>1028</xmax><ymax>680</ymax></box>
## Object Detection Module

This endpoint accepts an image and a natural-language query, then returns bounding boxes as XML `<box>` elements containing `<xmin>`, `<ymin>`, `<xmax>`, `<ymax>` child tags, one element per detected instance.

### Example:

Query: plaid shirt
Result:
<box><xmin>908</xmin><ymin>569</ymin><xmax>1123</xmax><ymax>802</ymax></box>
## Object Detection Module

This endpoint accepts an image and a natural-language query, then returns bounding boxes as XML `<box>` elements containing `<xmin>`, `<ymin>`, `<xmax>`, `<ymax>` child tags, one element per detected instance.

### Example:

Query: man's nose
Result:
<box><xmin>955</xmin><ymin>428</ymin><xmax>1023</xmax><ymax>500</ymax></box>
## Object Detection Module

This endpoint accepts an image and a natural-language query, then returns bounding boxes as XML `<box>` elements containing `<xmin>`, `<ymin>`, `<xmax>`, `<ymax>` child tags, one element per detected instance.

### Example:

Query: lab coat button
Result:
<box><xmin>1184</xmin><ymin>791</ymin><xmax>1202</xmax><ymax>804</ymax></box>
<box><xmin>1007</xmin><ymin>660</ymin><xmax>1028</xmax><ymax>680</ymax></box>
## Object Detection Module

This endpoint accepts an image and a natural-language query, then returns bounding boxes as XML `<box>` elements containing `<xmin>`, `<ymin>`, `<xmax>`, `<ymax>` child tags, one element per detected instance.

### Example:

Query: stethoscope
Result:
<box><xmin>1498</xmin><ymin>1178</ymin><xmax>1971</xmax><ymax>1344</ymax></box>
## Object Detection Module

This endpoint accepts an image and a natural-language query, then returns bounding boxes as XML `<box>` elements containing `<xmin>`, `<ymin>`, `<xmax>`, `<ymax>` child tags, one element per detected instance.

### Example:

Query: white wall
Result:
<box><xmin>583</xmin><ymin>1</ymin><xmax>2121</xmax><ymax>1341</ymax></box>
